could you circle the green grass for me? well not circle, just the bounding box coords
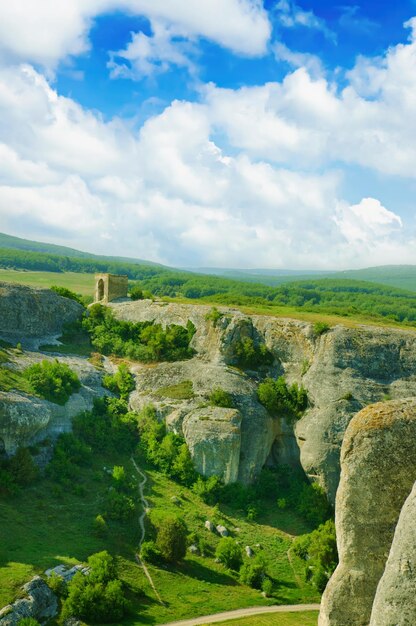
[0,447,319,625]
[2,268,416,332]
[0,269,95,296]
[154,380,195,400]
[0,349,32,394]
[206,612,319,625]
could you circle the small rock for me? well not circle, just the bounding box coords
[245,546,253,558]
[204,520,215,532]
[216,525,229,537]
[171,496,181,505]
[188,544,199,554]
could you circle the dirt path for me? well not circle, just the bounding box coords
[131,457,165,606]
[158,603,321,626]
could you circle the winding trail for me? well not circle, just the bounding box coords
[158,604,321,626]
[131,457,165,606]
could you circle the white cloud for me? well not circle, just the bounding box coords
[273,42,323,75]
[275,0,336,42]
[108,20,197,80]
[0,0,270,71]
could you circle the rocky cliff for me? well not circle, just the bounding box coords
[0,352,107,454]
[319,399,416,626]
[113,299,416,499]
[369,480,416,626]
[0,281,83,346]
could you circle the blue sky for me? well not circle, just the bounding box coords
[0,0,415,269]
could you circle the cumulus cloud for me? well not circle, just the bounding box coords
[0,0,270,71]
[0,61,408,269]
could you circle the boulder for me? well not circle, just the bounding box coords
[319,399,416,626]
[216,525,229,537]
[369,480,416,626]
[0,576,57,625]
[204,520,215,532]
[0,282,83,345]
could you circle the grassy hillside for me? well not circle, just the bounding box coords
[0,231,162,266]
[211,613,319,626]
[333,265,416,293]
[0,447,319,624]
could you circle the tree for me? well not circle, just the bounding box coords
[8,447,38,486]
[239,556,266,589]
[156,516,188,563]
[215,537,243,571]
[24,359,81,404]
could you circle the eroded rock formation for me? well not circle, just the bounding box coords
[0,281,83,345]
[113,299,416,497]
[369,480,416,626]
[319,399,416,626]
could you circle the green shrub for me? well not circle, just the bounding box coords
[8,447,38,486]
[61,551,129,623]
[239,556,266,589]
[140,540,162,564]
[102,364,135,399]
[105,490,135,521]
[93,514,108,538]
[293,519,338,592]
[313,322,330,336]
[24,359,81,404]
[215,537,243,571]
[257,376,307,421]
[50,285,83,305]
[47,571,67,596]
[83,305,196,362]
[234,337,273,369]
[296,482,332,526]
[262,576,273,596]
[17,619,41,626]
[205,307,223,326]
[246,505,259,521]
[192,475,222,505]
[155,516,188,563]
[209,388,234,408]
[129,285,144,300]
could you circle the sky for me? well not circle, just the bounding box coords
[0,1,416,269]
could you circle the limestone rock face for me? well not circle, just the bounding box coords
[128,357,276,484]
[0,282,83,344]
[0,576,57,625]
[182,406,242,483]
[369,481,416,626]
[319,399,416,626]
[0,353,106,453]
[114,300,416,499]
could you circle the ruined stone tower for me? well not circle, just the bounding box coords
[94,273,128,303]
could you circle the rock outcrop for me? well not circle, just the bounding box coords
[0,282,83,345]
[0,576,57,625]
[369,480,416,626]
[0,353,107,454]
[319,399,416,626]
[113,300,416,498]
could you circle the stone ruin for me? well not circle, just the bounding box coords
[94,273,128,304]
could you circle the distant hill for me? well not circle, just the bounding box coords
[188,267,333,286]
[331,266,416,293]
[0,232,163,267]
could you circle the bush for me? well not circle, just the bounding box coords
[296,482,332,527]
[130,285,144,300]
[205,307,223,326]
[47,572,66,596]
[103,364,135,400]
[17,619,41,626]
[239,557,266,589]
[93,514,108,538]
[61,551,129,623]
[257,376,308,421]
[293,519,338,592]
[8,448,38,486]
[313,322,330,336]
[24,359,81,404]
[192,475,222,505]
[155,516,188,563]
[216,537,243,571]
[209,388,234,408]
[262,576,273,596]
[234,337,273,369]
[50,285,83,305]
[140,540,162,564]
[105,490,135,521]
[46,433,92,484]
